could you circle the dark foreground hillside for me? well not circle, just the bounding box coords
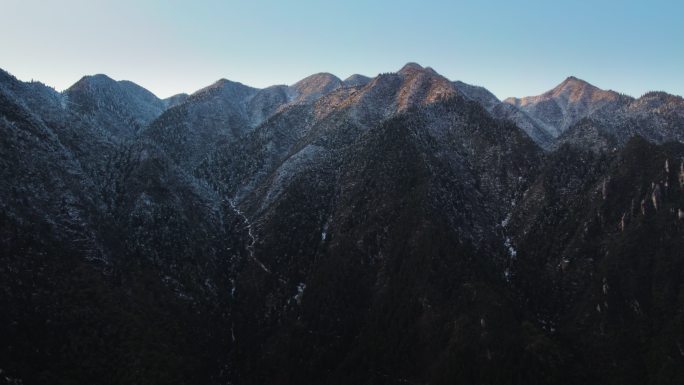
[1,65,683,385]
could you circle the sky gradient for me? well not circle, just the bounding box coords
[2,0,683,99]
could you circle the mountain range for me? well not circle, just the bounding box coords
[1,63,683,385]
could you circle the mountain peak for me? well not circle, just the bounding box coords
[639,90,682,101]
[397,62,440,78]
[291,72,342,103]
[399,62,424,72]
[397,62,439,76]
[504,76,626,138]
[550,76,623,105]
[293,72,341,88]
[192,78,256,99]
[88,73,115,81]
[0,68,19,85]
[67,74,164,102]
[631,91,684,111]
[555,75,595,91]
[343,74,371,87]
[208,78,248,89]
[68,74,117,92]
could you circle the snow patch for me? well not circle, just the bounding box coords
[228,198,271,274]
[602,277,609,295]
[500,213,511,228]
[504,237,517,258]
[294,282,306,305]
[321,218,330,241]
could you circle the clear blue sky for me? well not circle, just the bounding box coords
[2,0,682,99]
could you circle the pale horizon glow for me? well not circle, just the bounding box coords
[2,0,682,100]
